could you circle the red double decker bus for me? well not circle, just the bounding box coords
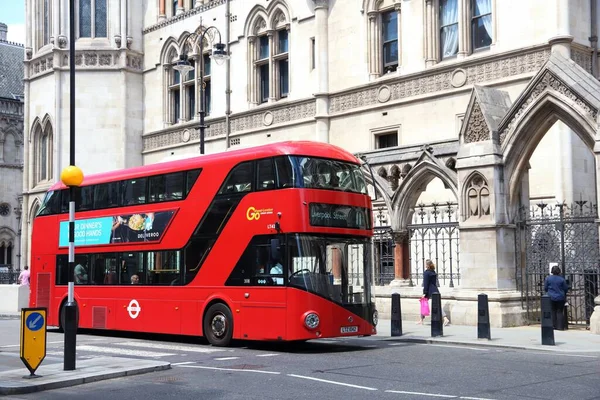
[29,141,377,346]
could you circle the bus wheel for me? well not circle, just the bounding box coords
[203,303,233,347]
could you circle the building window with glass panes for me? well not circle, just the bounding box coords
[471,0,492,51]
[79,0,107,38]
[382,10,398,73]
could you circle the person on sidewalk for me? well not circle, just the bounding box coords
[418,260,450,326]
[18,266,30,286]
[544,265,569,330]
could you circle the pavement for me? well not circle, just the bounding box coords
[374,318,600,353]
[0,313,599,395]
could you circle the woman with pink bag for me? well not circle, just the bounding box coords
[417,259,450,326]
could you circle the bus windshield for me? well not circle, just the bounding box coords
[291,156,367,194]
[287,234,373,309]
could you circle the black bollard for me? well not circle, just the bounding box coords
[541,295,555,346]
[391,292,403,336]
[477,293,491,340]
[431,293,443,337]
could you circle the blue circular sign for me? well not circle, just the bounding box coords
[25,312,44,332]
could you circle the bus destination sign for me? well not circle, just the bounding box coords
[309,203,371,230]
[59,210,175,247]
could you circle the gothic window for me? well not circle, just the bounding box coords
[471,0,492,50]
[172,0,178,16]
[169,67,181,124]
[79,0,107,38]
[440,0,458,59]
[0,242,14,266]
[33,119,53,185]
[36,0,51,50]
[246,3,291,105]
[382,10,398,73]
[466,173,490,218]
[366,2,401,78]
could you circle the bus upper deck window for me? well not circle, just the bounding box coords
[275,156,294,188]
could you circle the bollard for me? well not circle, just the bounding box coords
[431,293,443,337]
[391,292,403,337]
[541,295,555,346]
[477,293,491,340]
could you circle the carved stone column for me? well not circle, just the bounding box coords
[367,12,381,79]
[314,0,330,143]
[25,0,32,58]
[52,0,60,47]
[267,30,276,103]
[0,139,5,162]
[247,36,258,105]
[457,0,468,58]
[159,0,166,22]
[395,2,402,68]
[424,0,437,66]
[390,231,411,286]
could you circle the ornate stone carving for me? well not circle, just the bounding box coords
[143,0,226,34]
[114,35,122,48]
[572,47,592,73]
[57,36,68,48]
[126,36,133,49]
[85,53,98,66]
[144,100,317,151]
[451,68,467,88]
[127,56,143,70]
[75,54,83,66]
[465,173,490,218]
[263,111,274,126]
[313,0,329,7]
[499,72,599,144]
[181,129,191,142]
[99,54,112,66]
[463,101,490,143]
[377,86,391,103]
[25,47,32,60]
[330,48,551,114]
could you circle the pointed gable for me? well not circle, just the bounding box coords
[460,85,512,144]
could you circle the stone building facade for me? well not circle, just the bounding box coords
[0,23,24,273]
[22,0,600,327]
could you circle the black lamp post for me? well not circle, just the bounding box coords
[172,26,229,155]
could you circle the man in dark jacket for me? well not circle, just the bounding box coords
[544,265,569,330]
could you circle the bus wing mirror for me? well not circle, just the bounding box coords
[270,239,281,261]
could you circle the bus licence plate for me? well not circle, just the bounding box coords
[340,326,358,333]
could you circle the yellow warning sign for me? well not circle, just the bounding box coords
[20,308,47,375]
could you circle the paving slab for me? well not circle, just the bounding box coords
[0,356,171,395]
[375,319,600,353]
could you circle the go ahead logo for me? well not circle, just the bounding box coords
[246,206,274,221]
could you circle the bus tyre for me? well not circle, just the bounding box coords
[203,303,233,347]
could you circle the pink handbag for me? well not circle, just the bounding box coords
[420,297,430,316]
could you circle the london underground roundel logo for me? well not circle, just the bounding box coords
[127,299,141,319]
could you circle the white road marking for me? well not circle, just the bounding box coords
[171,361,195,366]
[175,365,280,375]
[0,338,106,348]
[214,357,240,361]
[288,374,378,391]
[429,344,489,352]
[256,353,279,357]
[76,345,175,358]
[460,396,497,400]
[386,390,456,398]
[116,341,230,354]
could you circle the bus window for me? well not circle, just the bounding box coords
[122,178,147,205]
[149,172,184,202]
[219,161,253,194]
[292,156,367,194]
[37,190,60,216]
[119,252,144,284]
[78,186,94,211]
[95,182,120,209]
[185,169,201,195]
[183,237,215,284]
[147,250,181,285]
[226,235,286,286]
[274,156,294,188]
[257,158,276,190]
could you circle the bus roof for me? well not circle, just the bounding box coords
[49,141,360,190]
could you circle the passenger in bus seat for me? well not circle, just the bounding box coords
[130,274,140,284]
[74,259,88,284]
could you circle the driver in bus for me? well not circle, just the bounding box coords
[270,262,284,285]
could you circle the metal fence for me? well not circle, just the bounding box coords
[0,265,21,284]
[373,227,395,285]
[515,202,600,327]
[408,202,460,287]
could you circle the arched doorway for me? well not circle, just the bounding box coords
[501,55,600,327]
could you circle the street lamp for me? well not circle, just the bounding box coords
[172,25,229,155]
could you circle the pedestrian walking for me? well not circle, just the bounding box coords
[418,260,450,326]
[18,266,30,286]
[544,265,569,330]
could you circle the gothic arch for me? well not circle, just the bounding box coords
[361,165,394,214]
[244,0,291,37]
[0,226,17,243]
[502,88,599,219]
[29,114,53,142]
[361,0,384,13]
[159,37,180,66]
[28,198,41,224]
[391,154,458,231]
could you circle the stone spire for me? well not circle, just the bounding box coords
[0,23,7,42]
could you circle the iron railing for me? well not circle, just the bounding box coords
[373,227,395,285]
[0,265,21,284]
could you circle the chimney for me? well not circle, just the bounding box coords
[0,23,7,42]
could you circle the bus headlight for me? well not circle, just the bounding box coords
[304,312,320,329]
[373,310,379,326]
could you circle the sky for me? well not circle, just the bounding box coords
[2,0,26,44]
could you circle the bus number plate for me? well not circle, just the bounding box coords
[340,326,358,333]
